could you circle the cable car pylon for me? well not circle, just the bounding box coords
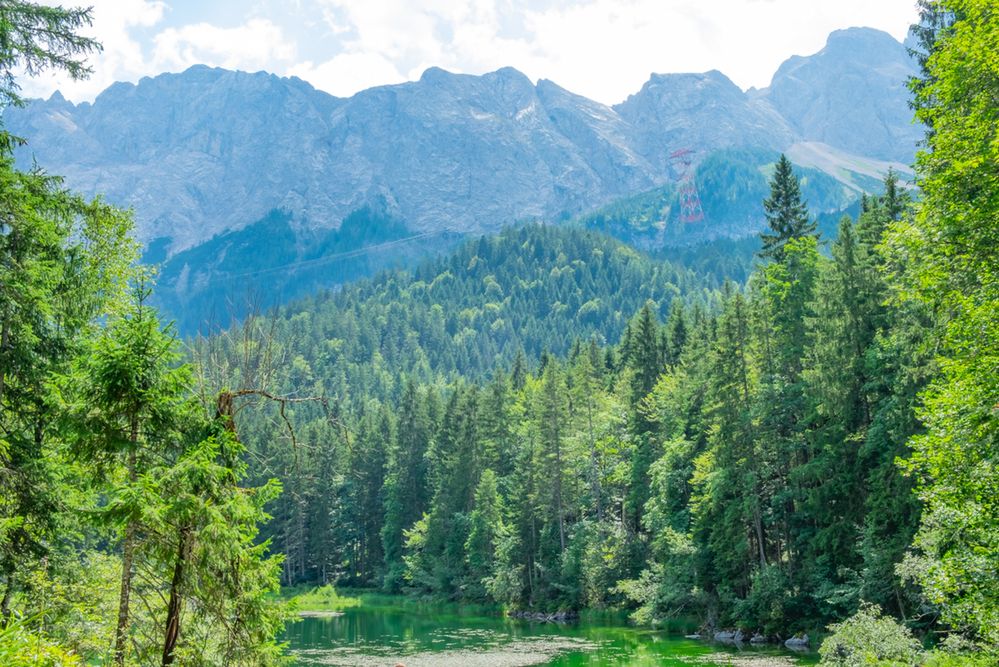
[668,148,705,224]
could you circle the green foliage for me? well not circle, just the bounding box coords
[152,205,444,335]
[760,155,818,260]
[819,603,922,666]
[0,150,286,666]
[55,296,290,665]
[0,139,137,596]
[287,585,361,611]
[18,554,119,658]
[464,470,504,600]
[0,6,298,664]
[890,0,999,649]
[577,147,857,261]
[0,1,100,108]
[485,522,525,606]
[0,616,82,666]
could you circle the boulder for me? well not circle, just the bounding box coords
[713,630,744,643]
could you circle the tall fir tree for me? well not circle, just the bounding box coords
[759,155,817,261]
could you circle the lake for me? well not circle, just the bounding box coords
[284,603,818,666]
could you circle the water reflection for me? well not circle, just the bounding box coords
[284,605,817,667]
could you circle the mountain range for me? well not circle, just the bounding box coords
[5,27,918,256]
[1,27,922,333]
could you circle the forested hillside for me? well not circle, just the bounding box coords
[148,205,463,334]
[232,170,922,637]
[203,224,715,408]
[151,147,869,336]
[577,146,865,250]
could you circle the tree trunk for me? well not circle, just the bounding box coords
[554,435,565,553]
[114,422,139,667]
[162,525,192,666]
[894,584,908,622]
[0,574,13,626]
[0,233,15,407]
[0,314,9,405]
[753,501,767,567]
[586,397,603,522]
[114,512,137,665]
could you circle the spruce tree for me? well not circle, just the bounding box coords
[0,144,135,622]
[0,1,100,108]
[464,470,504,601]
[624,303,663,534]
[759,155,816,261]
[381,381,431,591]
[70,288,191,665]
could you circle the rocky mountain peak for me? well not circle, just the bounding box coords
[614,69,794,169]
[762,26,919,162]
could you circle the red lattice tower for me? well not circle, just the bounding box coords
[668,148,705,223]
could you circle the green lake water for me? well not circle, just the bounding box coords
[284,604,818,666]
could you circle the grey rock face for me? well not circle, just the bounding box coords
[759,27,921,163]
[2,27,920,252]
[614,70,795,172]
[8,66,344,251]
[325,66,660,238]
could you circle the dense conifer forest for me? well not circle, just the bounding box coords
[239,170,920,632]
[0,0,996,665]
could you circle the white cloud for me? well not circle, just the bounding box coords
[152,18,297,72]
[297,0,918,104]
[16,0,921,105]
[287,52,405,97]
[18,0,166,101]
[304,0,539,92]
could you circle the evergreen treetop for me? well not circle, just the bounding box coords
[759,154,817,261]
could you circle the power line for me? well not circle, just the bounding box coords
[203,229,458,283]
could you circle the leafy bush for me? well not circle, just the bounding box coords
[736,564,791,636]
[819,603,922,666]
[288,585,361,611]
[0,618,82,667]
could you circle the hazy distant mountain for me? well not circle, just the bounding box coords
[3,27,919,257]
[758,27,920,163]
[614,70,795,172]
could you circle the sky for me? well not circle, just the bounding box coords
[21,0,920,106]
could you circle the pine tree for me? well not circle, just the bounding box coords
[381,381,431,591]
[153,428,285,666]
[691,288,760,620]
[538,361,569,555]
[759,155,816,261]
[348,405,390,583]
[624,303,663,534]
[407,386,481,596]
[68,287,190,666]
[0,144,135,622]
[464,469,504,601]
